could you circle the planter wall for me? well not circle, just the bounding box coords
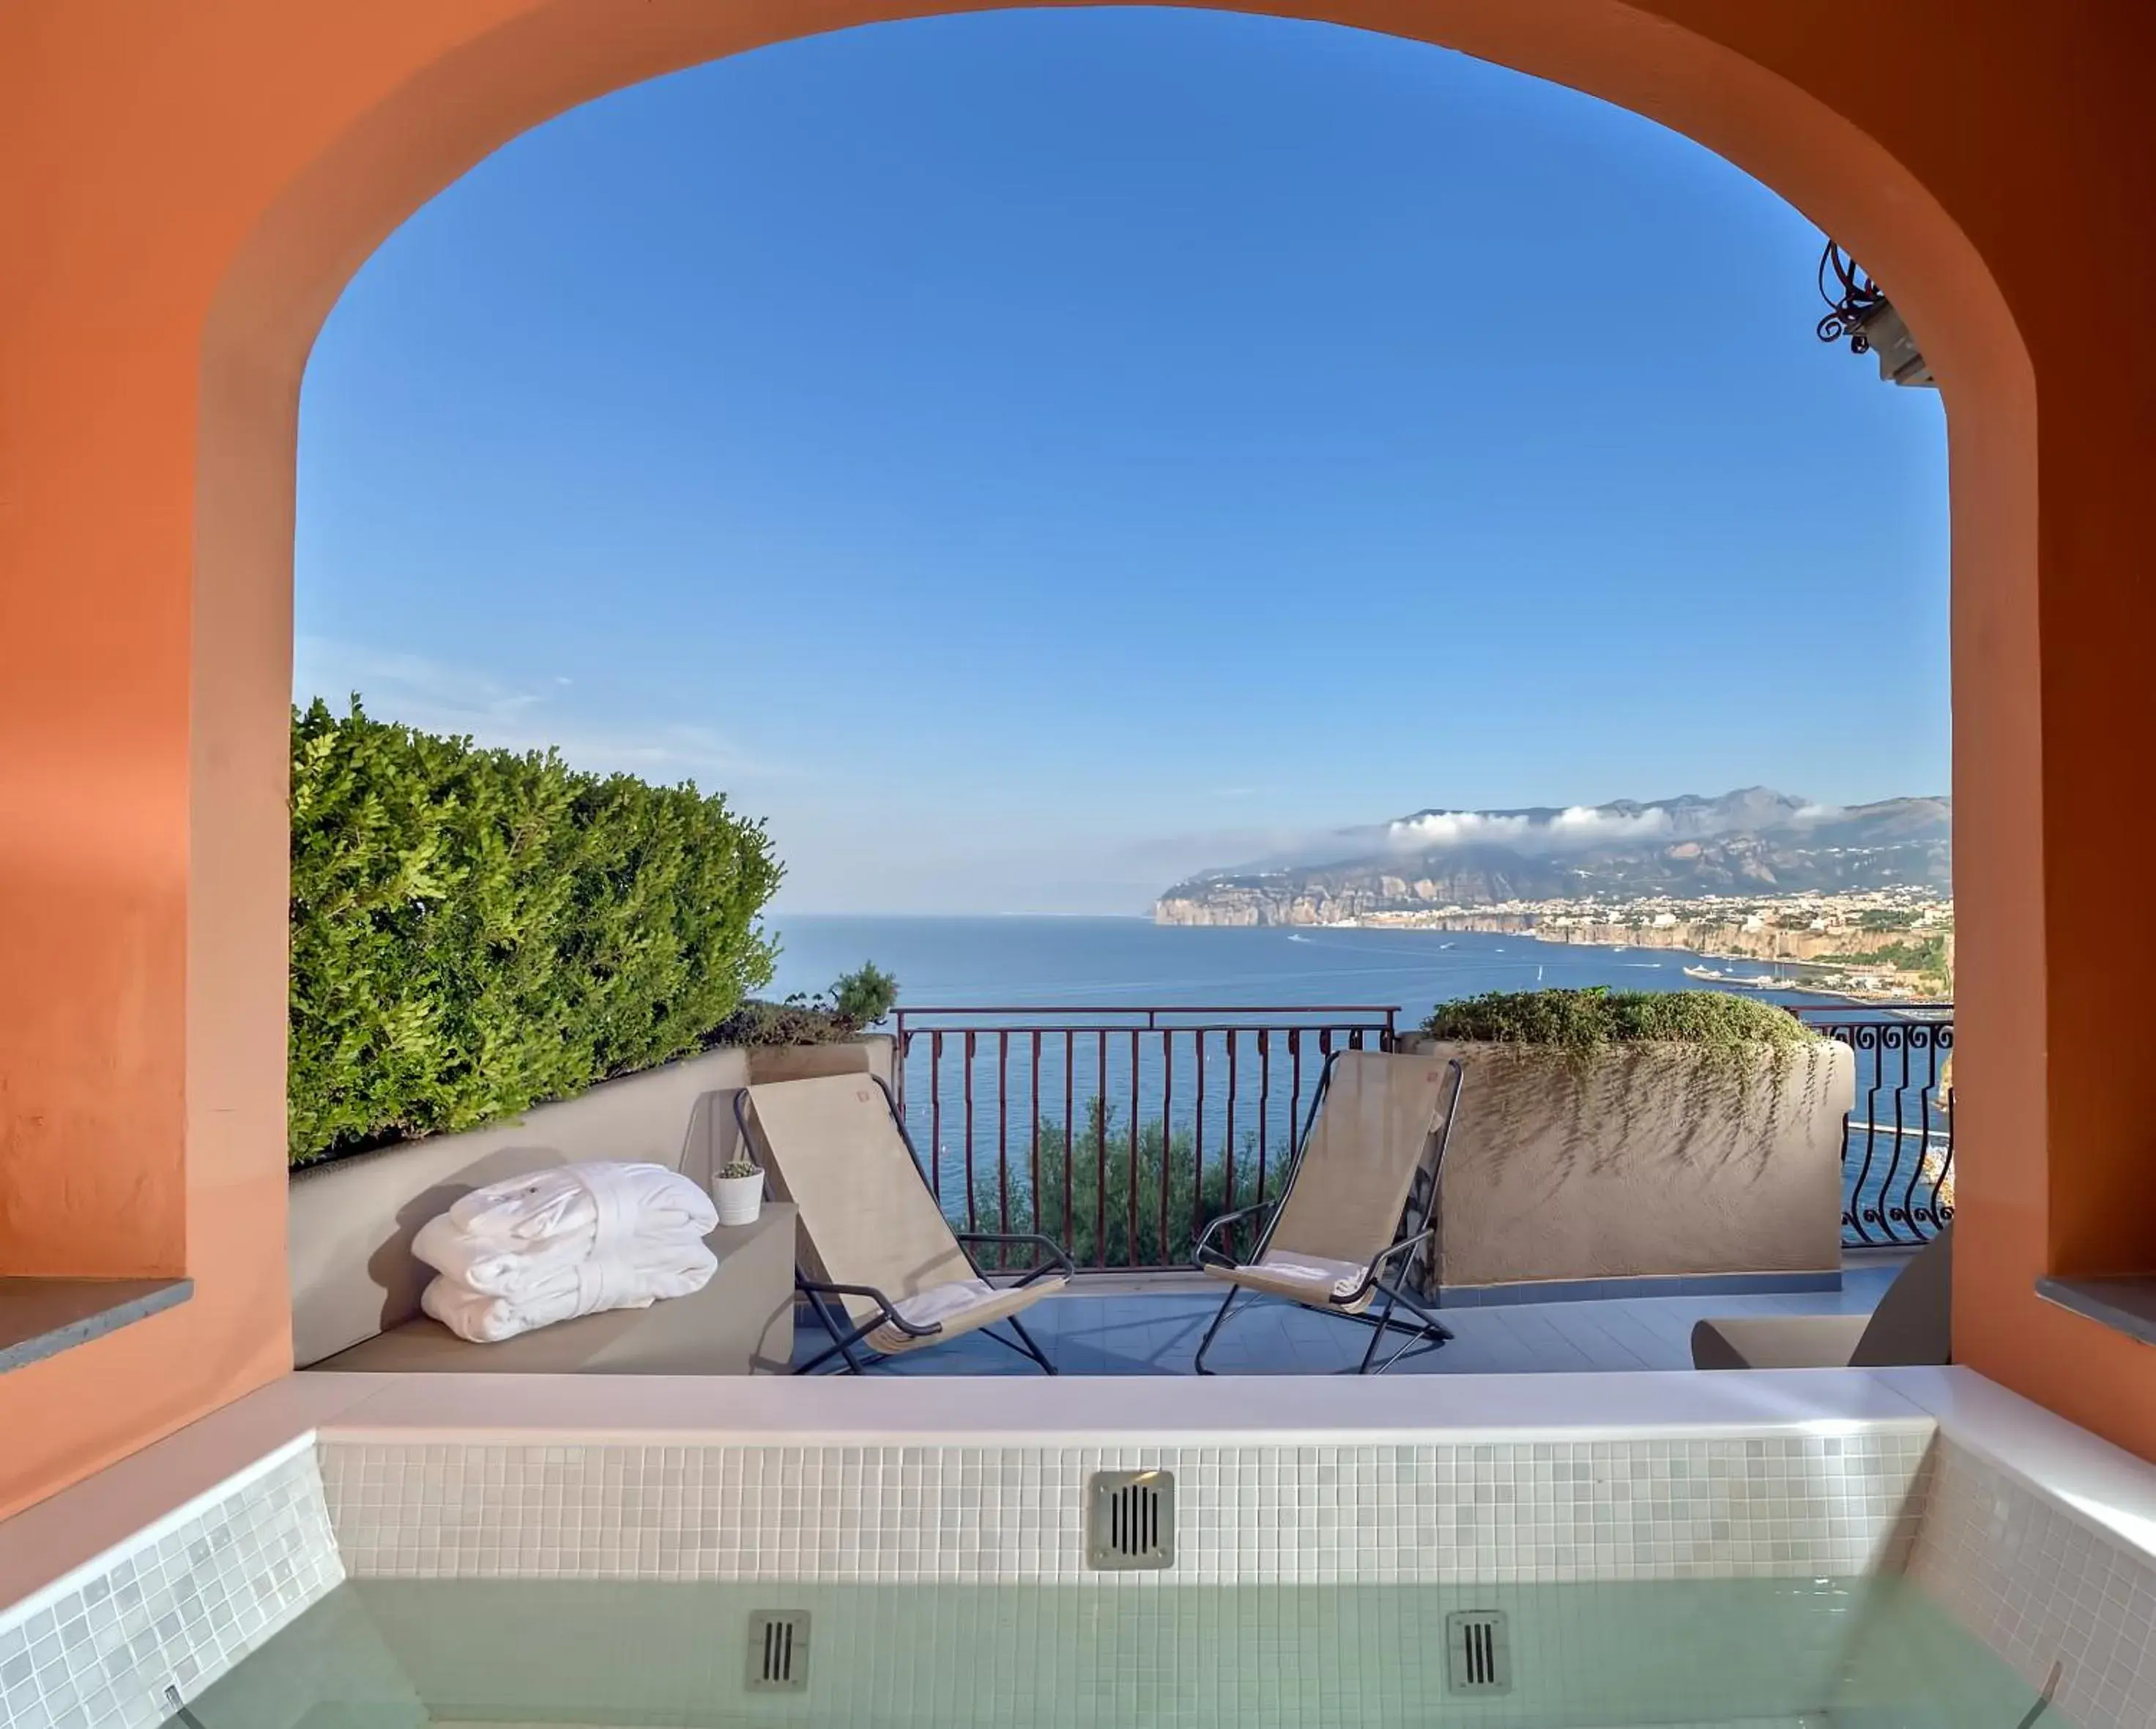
[286,1035,893,1367]
[1402,1035,1855,1294]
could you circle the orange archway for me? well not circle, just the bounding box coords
[4,0,2150,1516]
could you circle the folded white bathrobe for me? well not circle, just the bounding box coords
[444,1160,716,1246]
[421,1239,720,1343]
[412,1213,595,1296]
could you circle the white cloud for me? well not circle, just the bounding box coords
[1384,811,1536,849]
[1385,803,1674,855]
[1550,804,1674,843]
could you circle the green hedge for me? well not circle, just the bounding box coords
[289,699,781,1165]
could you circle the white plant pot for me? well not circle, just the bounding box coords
[713,1171,764,1227]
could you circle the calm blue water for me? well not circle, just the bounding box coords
[765,913,1848,1021]
[765,915,1951,1257]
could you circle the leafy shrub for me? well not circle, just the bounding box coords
[954,1102,1270,1271]
[289,699,781,1164]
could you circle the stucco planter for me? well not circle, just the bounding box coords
[744,1036,893,1087]
[1401,1033,1856,1295]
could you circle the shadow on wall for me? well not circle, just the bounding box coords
[1408,1038,1856,1290]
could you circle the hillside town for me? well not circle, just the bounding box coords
[1337,885,1955,1000]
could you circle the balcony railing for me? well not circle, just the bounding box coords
[891,1001,1952,1272]
[1793,1005,1954,1249]
[891,1005,1397,1271]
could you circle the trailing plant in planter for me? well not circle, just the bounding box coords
[705,999,860,1048]
[1421,987,1833,1167]
[706,961,900,1048]
[1424,986,1818,1086]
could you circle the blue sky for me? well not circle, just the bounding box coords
[295,7,1949,915]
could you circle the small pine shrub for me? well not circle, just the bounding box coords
[830,962,900,1027]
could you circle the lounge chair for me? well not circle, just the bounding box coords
[733,1073,1073,1375]
[1690,1223,1952,1369]
[1191,1050,1468,1375]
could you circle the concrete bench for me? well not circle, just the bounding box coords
[310,1204,796,1375]
[288,1039,889,1375]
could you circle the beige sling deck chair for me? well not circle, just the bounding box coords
[734,1074,1073,1375]
[1192,1049,1467,1375]
[1692,1222,1952,1369]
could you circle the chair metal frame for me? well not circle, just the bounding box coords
[1190,1054,1466,1376]
[733,1077,1074,1376]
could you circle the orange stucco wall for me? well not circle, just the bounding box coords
[0,0,2151,1517]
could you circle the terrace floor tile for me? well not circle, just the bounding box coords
[792,1263,1904,1376]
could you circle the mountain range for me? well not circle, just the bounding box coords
[1153,788,1951,926]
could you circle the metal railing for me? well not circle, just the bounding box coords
[1794,1005,1954,1248]
[891,1005,1398,1271]
[888,1000,1955,1270]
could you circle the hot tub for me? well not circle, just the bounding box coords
[1,1372,2146,1728]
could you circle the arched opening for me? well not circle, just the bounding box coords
[288,10,1957,1298]
[16,0,2120,1515]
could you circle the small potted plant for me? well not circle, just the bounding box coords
[713,1158,764,1227]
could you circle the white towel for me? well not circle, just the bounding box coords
[888,1278,1000,1331]
[443,1161,716,1249]
[1253,1250,1371,1301]
[420,1240,720,1344]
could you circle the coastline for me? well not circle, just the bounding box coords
[765,911,1952,1020]
[1164,910,1953,1007]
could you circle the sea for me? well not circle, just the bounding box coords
[765,915,1950,1251]
[764,912,1853,1021]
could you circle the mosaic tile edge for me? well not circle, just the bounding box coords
[320,1432,1934,1587]
[1902,1435,2156,1729]
[0,1443,344,1729]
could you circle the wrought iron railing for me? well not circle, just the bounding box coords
[891,1006,1398,1271]
[1794,1006,1955,1249]
[888,1001,1953,1271]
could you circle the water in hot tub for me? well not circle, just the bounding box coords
[166,1572,2053,1728]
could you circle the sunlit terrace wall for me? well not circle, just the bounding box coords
[1,0,2149,1512]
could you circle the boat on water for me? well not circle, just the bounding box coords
[1682,964,1786,990]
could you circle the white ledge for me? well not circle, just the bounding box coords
[305,1367,1935,1446]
